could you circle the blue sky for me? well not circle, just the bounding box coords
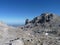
[0,0,60,24]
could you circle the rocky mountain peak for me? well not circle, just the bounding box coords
[25,13,54,24]
[25,13,56,28]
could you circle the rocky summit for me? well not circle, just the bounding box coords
[0,13,60,45]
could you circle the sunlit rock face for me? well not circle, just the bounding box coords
[12,39,24,45]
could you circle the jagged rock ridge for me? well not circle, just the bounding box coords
[25,13,60,28]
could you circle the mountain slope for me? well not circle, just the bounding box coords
[0,13,60,45]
